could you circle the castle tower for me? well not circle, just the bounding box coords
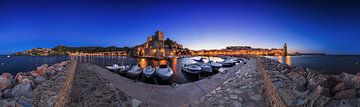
[283,43,288,56]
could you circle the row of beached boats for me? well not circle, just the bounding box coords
[105,57,244,81]
[106,64,174,80]
[181,57,243,74]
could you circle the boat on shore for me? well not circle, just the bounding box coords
[156,65,174,80]
[105,64,121,72]
[118,65,130,74]
[143,66,155,78]
[182,64,202,74]
[209,61,223,69]
[221,59,236,67]
[127,65,143,78]
[197,63,213,73]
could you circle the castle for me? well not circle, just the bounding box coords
[133,31,183,58]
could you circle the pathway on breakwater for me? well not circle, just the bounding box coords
[80,61,246,106]
[67,63,138,107]
[198,58,270,107]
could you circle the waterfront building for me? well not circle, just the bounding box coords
[191,44,288,56]
[133,31,184,59]
[69,51,128,56]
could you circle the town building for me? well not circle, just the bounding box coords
[133,31,183,59]
[191,44,288,56]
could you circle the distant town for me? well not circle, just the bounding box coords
[15,31,325,57]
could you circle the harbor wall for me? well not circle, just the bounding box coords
[54,61,77,107]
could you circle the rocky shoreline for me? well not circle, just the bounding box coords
[0,61,72,106]
[257,57,360,107]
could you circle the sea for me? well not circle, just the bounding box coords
[266,55,360,74]
[1,55,360,84]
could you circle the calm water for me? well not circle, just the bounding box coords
[0,55,69,74]
[266,55,360,74]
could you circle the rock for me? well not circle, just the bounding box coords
[287,72,307,89]
[2,100,16,107]
[314,86,330,97]
[307,74,328,91]
[333,89,357,100]
[231,101,242,107]
[3,89,13,98]
[45,69,56,77]
[20,78,36,88]
[351,72,360,89]
[332,82,346,93]
[34,76,48,84]
[131,99,142,107]
[230,95,238,100]
[325,98,360,107]
[11,83,34,98]
[249,94,262,101]
[0,76,12,91]
[59,61,70,66]
[15,97,34,107]
[0,91,2,99]
[293,67,308,77]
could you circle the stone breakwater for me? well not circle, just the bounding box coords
[67,63,142,107]
[257,57,360,107]
[0,61,74,107]
[198,58,270,107]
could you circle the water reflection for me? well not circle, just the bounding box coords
[276,56,291,65]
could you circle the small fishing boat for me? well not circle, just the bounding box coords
[193,57,205,63]
[197,63,213,73]
[105,64,121,72]
[6,55,10,58]
[127,65,143,78]
[143,66,155,78]
[182,64,202,74]
[221,59,236,67]
[209,61,223,69]
[118,65,130,74]
[156,65,174,80]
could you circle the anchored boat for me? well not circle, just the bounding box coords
[127,65,143,78]
[143,66,155,78]
[156,65,174,80]
[105,64,121,72]
[182,64,202,74]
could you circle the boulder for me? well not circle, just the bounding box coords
[11,83,33,98]
[15,73,34,83]
[333,89,357,100]
[15,97,34,107]
[0,90,2,98]
[34,76,48,84]
[293,67,308,77]
[0,76,12,91]
[307,75,328,91]
[20,78,36,89]
[314,86,330,97]
[332,82,346,94]
[53,64,65,72]
[287,72,307,87]
[59,61,70,66]
[351,72,360,89]
[1,73,14,79]
[325,98,360,107]
[3,89,13,99]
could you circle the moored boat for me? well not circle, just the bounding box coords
[209,61,223,69]
[118,65,130,74]
[156,65,174,80]
[197,63,213,73]
[221,59,236,67]
[127,65,143,78]
[182,64,202,74]
[105,64,121,72]
[143,66,155,78]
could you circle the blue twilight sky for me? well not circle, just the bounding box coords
[0,0,360,55]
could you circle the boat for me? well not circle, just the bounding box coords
[193,57,205,63]
[6,55,10,58]
[143,66,155,78]
[118,65,130,74]
[197,63,213,73]
[156,65,174,80]
[105,64,121,72]
[182,64,202,74]
[127,65,143,78]
[208,61,223,69]
[221,59,236,67]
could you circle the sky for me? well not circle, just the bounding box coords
[0,0,360,55]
